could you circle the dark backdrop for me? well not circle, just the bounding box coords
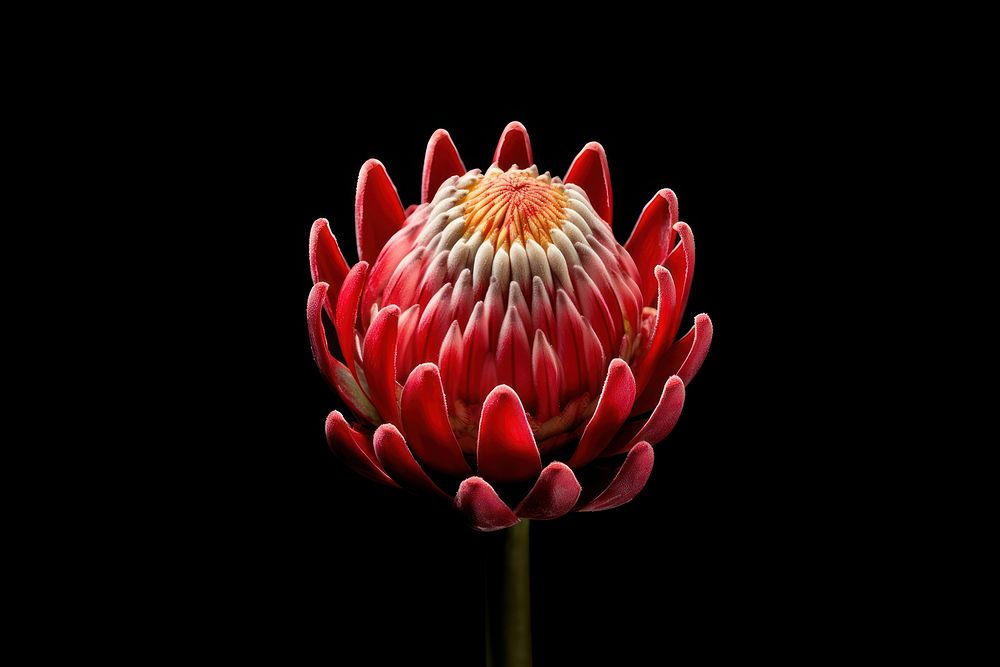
[205,91,812,664]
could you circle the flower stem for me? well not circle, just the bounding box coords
[486,519,532,667]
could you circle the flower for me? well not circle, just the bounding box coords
[307,122,712,531]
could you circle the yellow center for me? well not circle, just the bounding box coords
[460,169,568,250]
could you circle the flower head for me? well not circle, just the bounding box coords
[308,122,712,530]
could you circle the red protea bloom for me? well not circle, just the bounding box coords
[307,122,712,531]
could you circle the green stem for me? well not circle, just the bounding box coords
[486,520,532,667]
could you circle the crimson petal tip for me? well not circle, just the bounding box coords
[455,476,520,532]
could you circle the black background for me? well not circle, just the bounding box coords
[202,89,820,663]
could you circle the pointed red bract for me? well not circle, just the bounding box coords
[374,424,449,499]
[355,159,406,264]
[422,129,465,203]
[325,411,396,487]
[309,218,350,306]
[362,305,402,427]
[335,262,368,374]
[578,442,654,512]
[477,385,542,484]
[401,363,471,478]
[569,359,636,468]
[664,222,696,341]
[661,313,713,385]
[625,189,677,306]
[493,121,533,170]
[566,141,613,224]
[455,477,520,532]
[515,462,582,520]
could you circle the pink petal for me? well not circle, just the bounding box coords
[355,159,406,264]
[633,265,678,398]
[454,477,520,532]
[515,462,582,520]
[309,218,350,306]
[335,262,369,375]
[624,376,685,453]
[307,282,380,423]
[325,411,397,487]
[421,129,466,203]
[578,442,654,512]
[362,305,402,427]
[493,121,533,170]
[661,313,714,385]
[361,223,422,321]
[438,321,464,404]
[307,281,339,380]
[496,298,535,411]
[373,424,449,499]
[401,363,471,478]
[624,189,678,306]
[415,282,454,365]
[565,141,613,225]
[463,301,496,402]
[568,359,636,468]
[476,385,542,484]
[664,222,696,341]
[531,330,560,421]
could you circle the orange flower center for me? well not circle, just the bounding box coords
[460,168,569,250]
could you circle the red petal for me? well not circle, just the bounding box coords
[569,359,636,468]
[355,159,406,264]
[373,424,449,499]
[515,462,582,520]
[611,376,685,456]
[401,363,471,478]
[438,321,464,404]
[307,282,339,381]
[578,442,654,512]
[633,313,711,415]
[362,305,402,427]
[633,265,678,399]
[532,330,560,421]
[662,313,713,385]
[309,218,351,305]
[454,477,520,532]
[476,385,542,484]
[565,141,613,224]
[307,282,380,423]
[421,129,466,203]
[335,262,369,374]
[493,121,533,170]
[664,222,696,341]
[624,190,678,306]
[325,411,397,486]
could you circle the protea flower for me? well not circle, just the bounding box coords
[307,122,712,531]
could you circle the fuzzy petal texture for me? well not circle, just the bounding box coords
[566,141,613,224]
[477,385,542,484]
[309,218,351,305]
[578,442,654,512]
[569,359,636,468]
[355,159,406,264]
[455,477,520,532]
[362,305,402,427]
[401,363,471,478]
[325,411,396,487]
[374,424,449,499]
[422,129,466,203]
[335,262,368,374]
[493,121,533,170]
[624,189,677,306]
[606,376,685,457]
[515,462,582,520]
